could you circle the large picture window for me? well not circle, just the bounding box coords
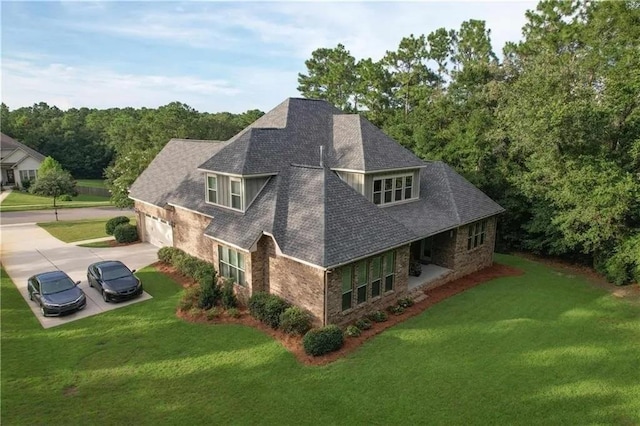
[19,169,37,182]
[467,220,487,250]
[371,256,382,298]
[207,175,217,204]
[218,245,245,285]
[372,174,415,206]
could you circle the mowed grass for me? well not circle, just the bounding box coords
[0,191,111,212]
[37,217,135,243]
[75,179,106,188]
[1,255,639,425]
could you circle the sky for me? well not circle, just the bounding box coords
[1,1,537,114]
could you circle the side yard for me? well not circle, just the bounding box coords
[0,191,111,212]
[1,255,638,424]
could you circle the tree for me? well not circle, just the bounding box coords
[30,168,76,221]
[297,44,357,111]
[38,156,64,176]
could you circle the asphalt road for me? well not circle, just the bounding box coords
[0,206,134,225]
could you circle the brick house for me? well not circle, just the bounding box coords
[129,98,504,326]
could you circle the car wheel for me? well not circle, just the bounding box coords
[28,291,33,301]
[102,290,109,303]
[40,304,47,317]
[88,276,92,288]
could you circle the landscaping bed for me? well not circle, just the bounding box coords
[158,261,523,365]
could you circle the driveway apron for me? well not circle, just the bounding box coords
[1,223,159,328]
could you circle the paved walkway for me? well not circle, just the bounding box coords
[0,222,158,328]
[70,236,116,246]
[0,189,13,203]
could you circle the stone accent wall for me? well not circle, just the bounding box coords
[431,229,457,269]
[326,245,410,327]
[451,216,497,279]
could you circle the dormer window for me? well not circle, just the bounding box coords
[230,178,243,210]
[207,175,218,203]
[372,173,415,205]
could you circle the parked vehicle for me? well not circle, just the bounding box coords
[87,260,143,303]
[27,271,86,317]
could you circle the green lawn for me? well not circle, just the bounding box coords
[77,240,113,248]
[75,179,106,188]
[37,217,135,243]
[0,191,111,212]
[1,255,639,425]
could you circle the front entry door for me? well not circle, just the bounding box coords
[6,169,15,184]
[421,237,433,263]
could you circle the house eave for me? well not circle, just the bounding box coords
[331,165,427,175]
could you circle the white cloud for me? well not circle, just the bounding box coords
[0,58,246,112]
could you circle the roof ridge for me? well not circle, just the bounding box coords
[169,138,224,144]
[356,115,366,171]
[440,162,461,223]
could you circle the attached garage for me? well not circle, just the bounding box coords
[143,214,173,248]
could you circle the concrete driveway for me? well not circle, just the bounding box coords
[1,223,159,328]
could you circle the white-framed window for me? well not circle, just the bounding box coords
[207,174,217,204]
[19,169,37,182]
[230,178,243,210]
[467,220,487,250]
[372,174,414,206]
[218,245,245,286]
[370,256,382,298]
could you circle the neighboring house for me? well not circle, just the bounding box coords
[0,133,45,188]
[130,98,504,326]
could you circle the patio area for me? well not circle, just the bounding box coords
[408,263,453,291]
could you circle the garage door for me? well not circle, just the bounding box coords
[144,215,173,248]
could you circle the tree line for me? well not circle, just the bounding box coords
[1,102,263,206]
[298,0,639,284]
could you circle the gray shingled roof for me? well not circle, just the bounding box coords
[129,139,227,208]
[130,98,505,269]
[0,132,46,162]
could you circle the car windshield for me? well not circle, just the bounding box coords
[41,276,76,295]
[101,265,131,281]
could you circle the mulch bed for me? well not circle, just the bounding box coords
[156,262,522,366]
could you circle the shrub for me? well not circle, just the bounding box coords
[106,216,130,235]
[263,295,290,329]
[397,297,414,308]
[279,306,312,336]
[368,310,388,323]
[355,318,372,330]
[113,223,138,243]
[21,178,33,191]
[194,261,216,285]
[198,278,221,310]
[178,286,201,311]
[226,307,240,318]
[303,325,344,356]
[206,307,221,320]
[157,247,178,264]
[175,254,200,278]
[387,304,405,315]
[345,325,361,337]
[188,306,202,318]
[221,279,238,309]
[248,292,270,320]
[58,194,72,201]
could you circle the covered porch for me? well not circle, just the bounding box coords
[407,234,454,291]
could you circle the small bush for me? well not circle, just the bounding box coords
[175,254,200,278]
[221,279,238,309]
[368,310,388,323]
[398,297,414,308]
[58,194,72,201]
[106,216,130,235]
[194,261,216,285]
[226,307,240,318]
[279,306,312,335]
[248,292,270,320]
[303,325,344,356]
[188,306,202,318]
[263,295,290,329]
[387,304,405,315]
[345,325,361,337]
[198,278,221,310]
[178,286,201,311]
[113,223,138,243]
[157,246,178,264]
[21,178,33,191]
[355,318,372,330]
[206,307,221,320]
